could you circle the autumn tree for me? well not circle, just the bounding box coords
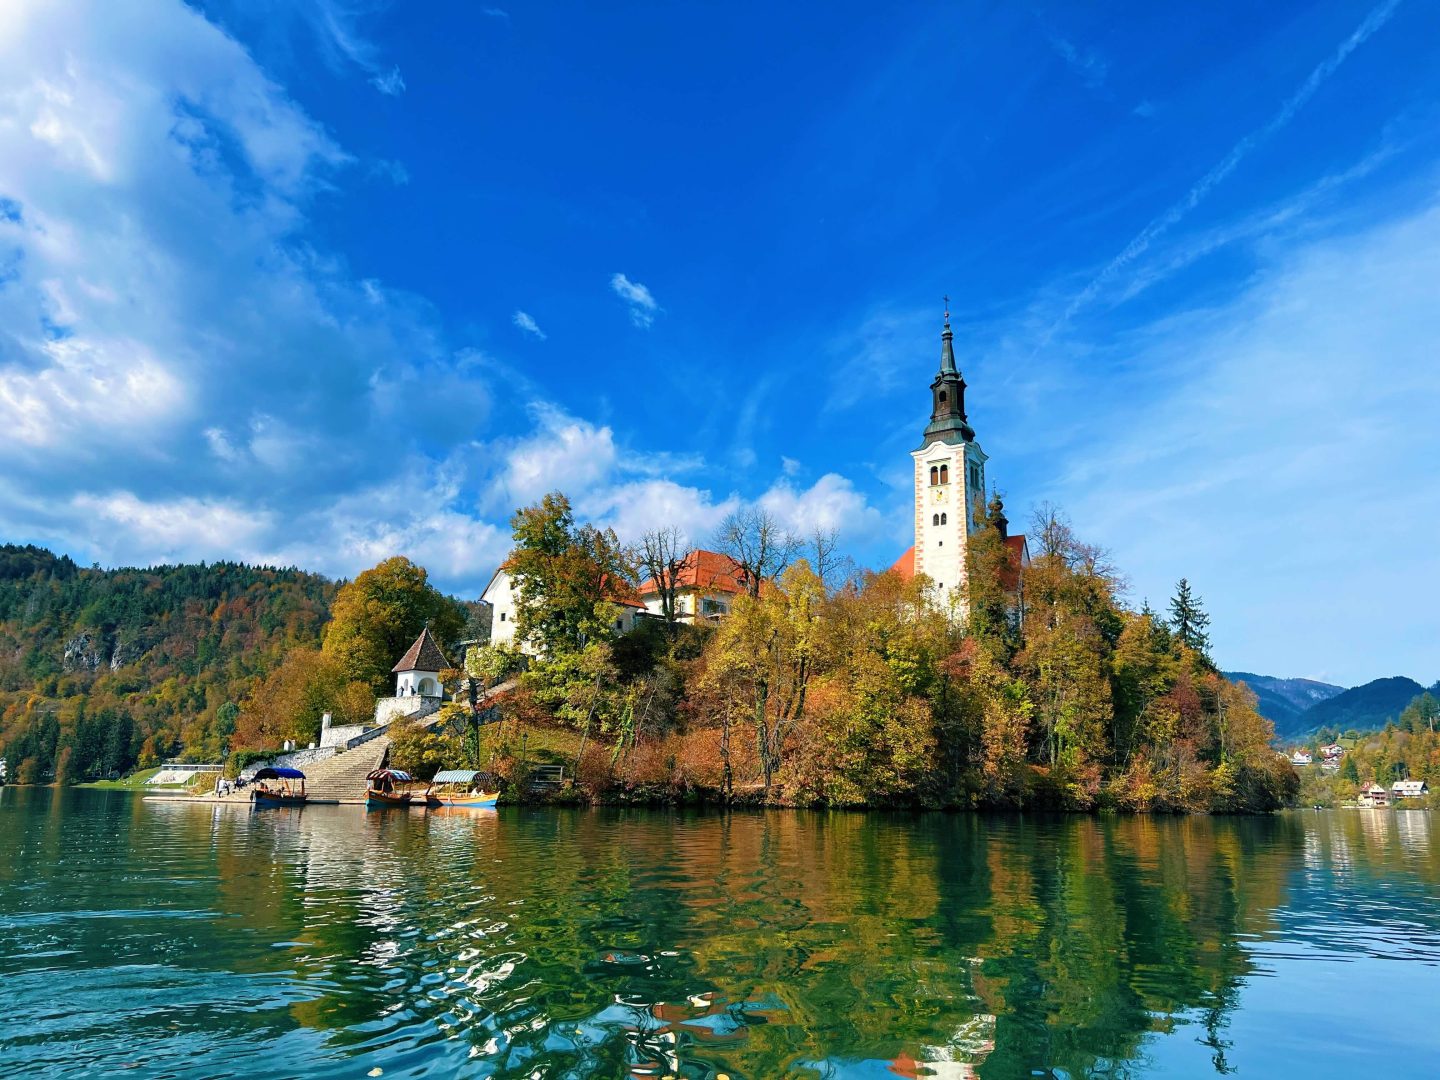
[704,561,825,798]
[322,556,465,693]
[714,507,801,599]
[235,649,373,749]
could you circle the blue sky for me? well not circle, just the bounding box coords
[1,1,1437,686]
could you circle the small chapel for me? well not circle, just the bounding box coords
[888,306,1029,609]
[373,626,453,725]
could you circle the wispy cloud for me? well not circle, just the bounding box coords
[369,64,405,96]
[1041,20,1107,91]
[512,310,546,340]
[1034,197,1440,683]
[369,157,409,185]
[1050,0,1403,337]
[482,7,510,19]
[610,272,660,328]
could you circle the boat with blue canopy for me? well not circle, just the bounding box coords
[252,766,306,807]
[427,769,499,808]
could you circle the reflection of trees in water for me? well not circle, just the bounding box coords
[139,804,1349,1077]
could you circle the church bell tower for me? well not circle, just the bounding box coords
[909,303,987,610]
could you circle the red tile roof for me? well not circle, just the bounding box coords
[884,536,1029,589]
[889,547,916,581]
[636,549,749,598]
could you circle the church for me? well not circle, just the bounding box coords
[481,305,1027,650]
[887,306,1029,608]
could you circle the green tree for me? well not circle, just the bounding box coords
[1168,578,1212,658]
[322,556,465,692]
[508,493,634,657]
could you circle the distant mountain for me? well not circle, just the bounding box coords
[1226,671,1432,741]
[1297,676,1429,738]
[1223,672,1344,735]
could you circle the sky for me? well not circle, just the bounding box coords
[1,1,1437,687]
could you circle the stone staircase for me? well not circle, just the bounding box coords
[302,736,391,803]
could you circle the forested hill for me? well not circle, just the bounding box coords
[1298,676,1430,736]
[0,544,337,783]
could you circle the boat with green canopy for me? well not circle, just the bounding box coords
[426,769,499,808]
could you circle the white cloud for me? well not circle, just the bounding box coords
[512,310,546,340]
[491,406,619,510]
[759,473,886,543]
[70,492,275,557]
[369,65,405,96]
[610,272,660,329]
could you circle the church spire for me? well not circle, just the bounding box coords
[919,299,973,447]
[940,296,958,375]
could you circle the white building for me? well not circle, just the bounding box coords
[889,308,1027,609]
[373,626,452,724]
[482,564,647,655]
[635,549,748,622]
[1392,779,1428,800]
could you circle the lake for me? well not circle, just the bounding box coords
[3,789,1439,1078]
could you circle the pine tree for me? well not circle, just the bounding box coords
[1168,578,1212,656]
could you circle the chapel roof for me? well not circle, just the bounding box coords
[392,626,452,673]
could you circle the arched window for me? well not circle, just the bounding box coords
[932,513,939,526]
[940,464,949,485]
[939,391,947,404]
[929,466,939,486]
[940,513,947,525]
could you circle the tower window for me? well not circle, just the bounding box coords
[929,465,939,486]
[932,513,939,526]
[939,464,949,485]
[939,391,947,404]
[940,513,947,525]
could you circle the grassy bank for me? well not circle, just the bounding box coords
[76,768,170,790]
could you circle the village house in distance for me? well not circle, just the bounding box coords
[482,306,1029,653]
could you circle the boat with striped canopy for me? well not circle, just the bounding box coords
[426,769,500,808]
[365,768,425,808]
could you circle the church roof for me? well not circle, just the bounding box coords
[636,549,749,597]
[885,535,1028,589]
[392,627,452,673]
[889,547,916,581]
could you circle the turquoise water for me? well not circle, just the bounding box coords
[3,788,1439,1078]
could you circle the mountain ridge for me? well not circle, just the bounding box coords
[1225,670,1433,740]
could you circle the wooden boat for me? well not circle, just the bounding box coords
[428,769,499,809]
[252,766,307,807]
[366,768,422,808]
